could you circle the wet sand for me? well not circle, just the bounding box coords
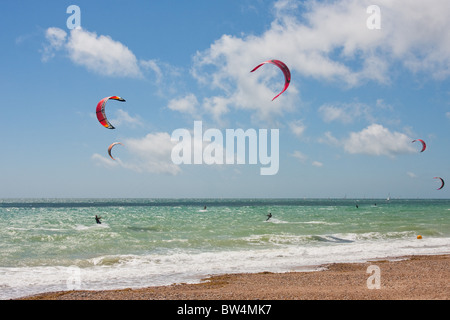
[19,254,449,300]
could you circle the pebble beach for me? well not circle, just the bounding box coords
[19,254,449,300]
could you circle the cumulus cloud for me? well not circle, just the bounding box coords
[289,120,306,138]
[42,0,450,123]
[140,59,163,82]
[66,28,142,78]
[91,153,120,168]
[42,27,183,85]
[319,102,373,124]
[92,132,180,175]
[110,109,144,128]
[42,27,67,61]
[43,27,142,78]
[42,0,450,132]
[191,34,298,122]
[291,150,308,163]
[167,94,199,115]
[328,123,416,157]
[189,0,450,122]
[122,132,181,175]
[202,96,231,124]
[292,150,323,167]
[312,161,323,167]
[407,171,417,178]
[297,0,450,79]
[140,59,184,97]
[318,131,340,146]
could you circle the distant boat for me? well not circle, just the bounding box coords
[386,193,391,202]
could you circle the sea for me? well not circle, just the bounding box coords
[0,198,449,300]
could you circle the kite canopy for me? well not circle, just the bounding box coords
[96,96,126,129]
[434,177,445,190]
[412,139,426,152]
[251,59,291,101]
[108,142,123,160]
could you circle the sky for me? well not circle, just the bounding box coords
[1,0,450,199]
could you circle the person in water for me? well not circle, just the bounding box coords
[266,213,272,221]
[95,215,102,224]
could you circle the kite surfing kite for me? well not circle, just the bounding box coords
[251,59,291,101]
[108,142,123,160]
[434,177,445,190]
[96,96,126,129]
[412,139,426,152]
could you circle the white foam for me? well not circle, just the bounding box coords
[265,218,288,224]
[2,236,449,300]
[74,224,109,231]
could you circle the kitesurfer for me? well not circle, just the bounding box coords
[266,213,272,221]
[95,215,102,224]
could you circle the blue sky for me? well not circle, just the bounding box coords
[1,0,449,198]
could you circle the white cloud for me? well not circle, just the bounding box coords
[140,59,163,82]
[46,27,67,49]
[343,124,416,157]
[312,161,323,167]
[110,109,144,128]
[318,102,373,124]
[320,124,416,157]
[319,104,352,124]
[93,132,180,175]
[191,33,298,122]
[407,171,417,178]
[289,120,306,138]
[42,27,67,61]
[167,94,199,115]
[202,96,231,124]
[292,150,323,167]
[122,132,181,175]
[298,0,450,79]
[318,131,340,146]
[66,28,142,78]
[42,0,450,123]
[43,27,142,78]
[91,153,120,168]
[291,150,308,163]
[190,0,450,122]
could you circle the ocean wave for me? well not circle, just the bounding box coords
[74,224,109,231]
[2,198,450,299]
[86,255,143,267]
[242,230,426,247]
[300,220,340,225]
[2,236,450,300]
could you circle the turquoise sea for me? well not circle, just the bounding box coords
[0,198,449,299]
